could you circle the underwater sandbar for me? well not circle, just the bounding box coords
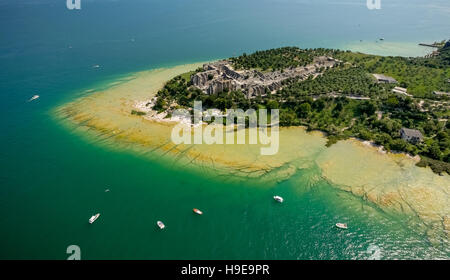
[55,62,450,245]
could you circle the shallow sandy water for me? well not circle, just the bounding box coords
[55,63,450,245]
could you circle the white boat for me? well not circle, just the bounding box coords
[273,196,284,203]
[336,223,348,229]
[89,213,100,224]
[28,95,40,102]
[157,221,165,229]
[93,64,100,69]
[193,208,203,215]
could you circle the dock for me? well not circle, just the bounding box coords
[418,43,441,48]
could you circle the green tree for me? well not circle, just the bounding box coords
[297,103,312,118]
[386,96,399,107]
[266,100,279,110]
[427,141,443,160]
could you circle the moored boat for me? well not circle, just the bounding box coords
[28,95,40,102]
[89,213,100,224]
[273,196,284,203]
[157,221,165,229]
[336,223,348,229]
[193,208,203,215]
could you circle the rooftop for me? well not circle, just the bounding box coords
[433,91,450,96]
[400,128,424,139]
[372,74,397,84]
[393,86,407,92]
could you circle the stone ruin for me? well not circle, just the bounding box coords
[191,56,339,98]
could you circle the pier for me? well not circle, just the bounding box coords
[418,43,441,48]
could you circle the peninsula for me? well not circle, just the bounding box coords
[139,44,450,174]
[56,43,450,245]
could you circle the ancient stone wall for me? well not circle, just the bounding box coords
[192,58,339,98]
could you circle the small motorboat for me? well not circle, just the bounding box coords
[336,223,348,229]
[157,221,165,229]
[273,196,284,203]
[28,95,40,102]
[93,64,100,69]
[89,213,100,224]
[105,188,110,192]
[193,208,203,215]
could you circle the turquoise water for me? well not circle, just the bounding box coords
[0,0,449,259]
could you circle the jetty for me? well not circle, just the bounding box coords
[418,43,441,48]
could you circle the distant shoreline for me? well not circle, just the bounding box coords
[341,40,436,57]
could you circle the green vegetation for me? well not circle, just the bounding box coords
[417,156,450,175]
[131,110,146,116]
[153,42,450,174]
[334,48,450,98]
[279,66,388,97]
[230,47,331,72]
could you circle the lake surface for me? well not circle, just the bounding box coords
[0,0,449,259]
